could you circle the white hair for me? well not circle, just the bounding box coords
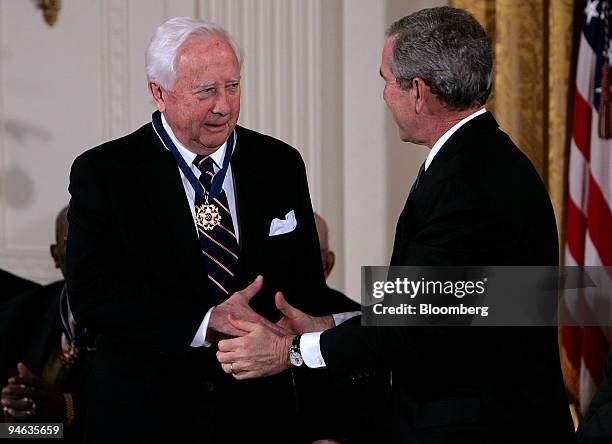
[145,17,243,91]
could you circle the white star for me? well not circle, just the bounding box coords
[586,0,600,25]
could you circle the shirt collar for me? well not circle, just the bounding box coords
[160,113,227,169]
[424,108,487,171]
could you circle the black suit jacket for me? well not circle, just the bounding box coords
[577,346,612,443]
[66,122,331,443]
[0,281,94,442]
[1,281,66,383]
[320,113,576,443]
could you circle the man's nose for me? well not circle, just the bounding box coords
[212,89,231,115]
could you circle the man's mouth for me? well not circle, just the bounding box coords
[205,122,229,132]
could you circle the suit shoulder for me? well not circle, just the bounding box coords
[454,123,541,184]
[235,125,305,166]
[74,123,153,166]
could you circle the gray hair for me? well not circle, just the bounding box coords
[385,7,493,110]
[145,17,243,91]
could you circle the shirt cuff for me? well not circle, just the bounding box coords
[190,306,215,347]
[332,310,360,326]
[300,332,326,368]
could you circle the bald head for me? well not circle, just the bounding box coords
[314,213,335,280]
[51,205,69,278]
[314,213,329,251]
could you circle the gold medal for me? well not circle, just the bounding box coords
[60,340,80,368]
[196,196,222,231]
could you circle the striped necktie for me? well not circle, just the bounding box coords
[193,155,240,302]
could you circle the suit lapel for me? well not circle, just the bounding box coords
[132,125,208,289]
[230,127,268,285]
[418,111,499,190]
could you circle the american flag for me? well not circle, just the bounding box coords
[563,0,612,416]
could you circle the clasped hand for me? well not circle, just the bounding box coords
[216,289,334,379]
[1,363,66,422]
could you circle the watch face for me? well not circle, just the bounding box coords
[290,351,303,367]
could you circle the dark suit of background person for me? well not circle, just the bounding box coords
[1,210,60,386]
[0,281,94,443]
[0,269,41,375]
[0,268,41,304]
[1,207,93,442]
[577,346,612,443]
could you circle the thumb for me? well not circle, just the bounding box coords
[17,362,34,378]
[275,292,300,318]
[241,275,264,302]
[228,314,258,333]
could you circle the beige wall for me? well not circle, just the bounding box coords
[0,0,445,300]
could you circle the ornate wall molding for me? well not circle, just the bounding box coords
[101,0,131,139]
[0,1,6,251]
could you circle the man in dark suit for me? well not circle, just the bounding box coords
[314,212,360,313]
[1,206,94,442]
[217,7,576,443]
[66,17,333,444]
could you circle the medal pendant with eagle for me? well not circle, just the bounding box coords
[196,203,221,230]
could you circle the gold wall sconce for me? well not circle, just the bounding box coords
[35,0,61,27]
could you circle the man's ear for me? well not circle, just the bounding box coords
[148,81,166,112]
[50,244,60,269]
[412,77,429,114]
[323,250,335,279]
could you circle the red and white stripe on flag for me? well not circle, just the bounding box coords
[563,0,612,416]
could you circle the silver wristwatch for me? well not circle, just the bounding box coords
[289,335,303,367]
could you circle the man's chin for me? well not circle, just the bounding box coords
[199,132,232,151]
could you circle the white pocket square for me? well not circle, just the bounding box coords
[269,210,297,236]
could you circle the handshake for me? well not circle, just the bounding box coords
[208,275,334,379]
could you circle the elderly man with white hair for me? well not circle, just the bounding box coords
[66,17,336,443]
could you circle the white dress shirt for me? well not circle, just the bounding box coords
[159,114,239,348]
[424,108,486,171]
[301,108,488,368]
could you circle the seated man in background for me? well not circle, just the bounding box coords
[314,212,359,313]
[1,206,94,443]
[297,213,387,444]
[315,213,336,281]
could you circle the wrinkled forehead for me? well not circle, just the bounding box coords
[176,34,238,69]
